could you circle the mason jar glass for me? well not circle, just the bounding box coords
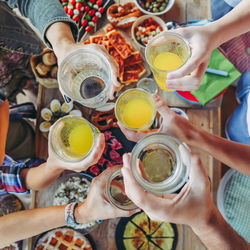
[58,48,112,108]
[106,168,137,211]
[130,133,190,194]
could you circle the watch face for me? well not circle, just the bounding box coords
[34,227,96,250]
[116,211,178,250]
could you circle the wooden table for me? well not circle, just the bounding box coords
[32,0,222,249]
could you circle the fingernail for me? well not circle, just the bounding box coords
[117,77,121,83]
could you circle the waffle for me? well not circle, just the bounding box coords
[35,228,93,250]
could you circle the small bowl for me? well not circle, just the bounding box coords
[131,15,167,50]
[135,0,175,16]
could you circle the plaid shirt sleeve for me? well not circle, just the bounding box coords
[0,155,45,195]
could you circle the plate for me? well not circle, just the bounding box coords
[115,211,178,250]
[34,227,96,250]
[175,88,227,105]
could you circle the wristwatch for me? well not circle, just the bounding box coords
[65,202,80,227]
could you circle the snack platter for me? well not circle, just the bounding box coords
[81,23,151,86]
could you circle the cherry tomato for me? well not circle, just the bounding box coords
[84,6,90,12]
[64,5,68,12]
[72,15,79,21]
[88,9,95,16]
[67,8,73,16]
[92,16,98,23]
[75,2,82,10]
[85,25,92,32]
[81,19,88,26]
[98,7,104,13]
[96,0,102,6]
[69,0,75,4]
[89,0,95,3]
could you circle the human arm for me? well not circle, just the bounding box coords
[165,0,250,91]
[19,133,105,191]
[122,153,249,250]
[0,165,133,247]
[119,94,250,175]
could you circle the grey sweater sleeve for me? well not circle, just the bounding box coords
[2,0,78,49]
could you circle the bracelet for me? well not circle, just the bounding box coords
[65,202,79,227]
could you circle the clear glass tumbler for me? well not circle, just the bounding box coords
[130,133,190,194]
[145,32,191,91]
[58,48,112,108]
[49,115,99,162]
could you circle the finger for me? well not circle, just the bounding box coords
[152,94,172,117]
[122,153,131,170]
[189,153,210,188]
[166,74,201,91]
[167,53,203,80]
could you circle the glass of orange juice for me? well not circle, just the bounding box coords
[145,32,191,91]
[49,115,99,162]
[115,88,156,131]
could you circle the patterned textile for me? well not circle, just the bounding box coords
[221,32,250,74]
[0,47,36,104]
[0,155,45,195]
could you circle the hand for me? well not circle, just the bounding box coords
[166,25,217,91]
[56,43,121,100]
[122,153,217,230]
[118,94,189,142]
[75,165,136,223]
[47,131,105,172]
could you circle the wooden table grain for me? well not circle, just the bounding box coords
[32,0,222,249]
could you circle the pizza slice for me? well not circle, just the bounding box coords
[151,222,175,238]
[131,212,150,234]
[124,51,143,66]
[151,238,174,250]
[106,30,132,59]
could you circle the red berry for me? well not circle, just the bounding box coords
[67,8,73,16]
[84,6,90,12]
[88,9,95,16]
[98,7,104,13]
[89,0,95,3]
[61,0,68,2]
[64,5,68,12]
[83,1,87,6]
[75,2,82,10]
[81,19,88,26]
[85,25,92,32]
[92,16,98,23]
[96,0,102,6]
[69,0,75,4]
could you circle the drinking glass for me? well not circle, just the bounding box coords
[145,32,191,91]
[130,133,190,194]
[58,48,112,108]
[49,115,99,162]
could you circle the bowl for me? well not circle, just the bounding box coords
[135,0,175,16]
[131,15,167,50]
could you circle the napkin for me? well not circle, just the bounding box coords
[190,48,241,106]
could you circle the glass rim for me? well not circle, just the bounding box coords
[145,31,191,73]
[58,48,112,103]
[105,168,137,211]
[130,133,191,194]
[49,115,97,163]
[114,88,157,131]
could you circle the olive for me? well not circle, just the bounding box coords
[157,0,164,2]
[157,3,161,7]
[161,2,167,7]
[145,2,150,8]
[153,7,159,12]
[165,0,169,3]
[159,5,165,11]
[153,3,158,7]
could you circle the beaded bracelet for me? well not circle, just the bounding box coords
[65,202,80,227]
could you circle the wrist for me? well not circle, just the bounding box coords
[44,160,64,174]
[74,202,90,224]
